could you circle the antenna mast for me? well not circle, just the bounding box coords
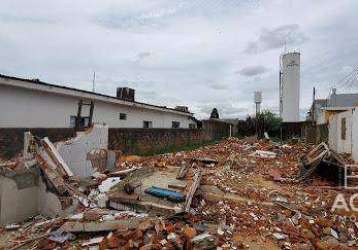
[92,71,96,92]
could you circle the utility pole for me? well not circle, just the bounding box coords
[254,91,262,138]
[312,87,316,123]
[92,71,96,92]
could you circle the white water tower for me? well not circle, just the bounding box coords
[254,91,262,116]
[279,51,300,122]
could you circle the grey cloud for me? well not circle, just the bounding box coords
[208,82,228,90]
[0,0,356,121]
[135,52,152,63]
[245,24,308,54]
[0,13,56,24]
[93,1,250,31]
[237,65,268,77]
[94,4,183,31]
[137,52,151,60]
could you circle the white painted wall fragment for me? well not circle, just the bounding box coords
[0,175,74,225]
[57,124,109,178]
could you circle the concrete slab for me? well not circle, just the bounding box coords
[108,167,187,214]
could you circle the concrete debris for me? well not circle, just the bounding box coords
[250,150,277,158]
[168,180,187,190]
[1,135,358,249]
[98,177,121,193]
[298,142,348,184]
[124,181,142,194]
[5,223,20,230]
[81,236,104,247]
[48,229,75,243]
[192,157,219,165]
[272,232,288,240]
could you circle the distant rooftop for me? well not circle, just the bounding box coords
[314,99,328,104]
[328,93,358,108]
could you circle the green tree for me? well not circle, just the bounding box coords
[210,108,220,119]
[257,110,282,136]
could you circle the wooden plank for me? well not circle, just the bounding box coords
[176,165,189,179]
[184,170,202,212]
[42,137,74,177]
[108,167,140,177]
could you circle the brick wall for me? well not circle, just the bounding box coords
[108,128,212,155]
[0,124,229,159]
[0,128,75,159]
[201,119,231,140]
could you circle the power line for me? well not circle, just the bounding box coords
[334,66,358,93]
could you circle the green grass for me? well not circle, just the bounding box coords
[139,139,220,156]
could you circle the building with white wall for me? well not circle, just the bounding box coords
[279,52,300,122]
[0,74,196,129]
[326,107,358,162]
[308,89,358,125]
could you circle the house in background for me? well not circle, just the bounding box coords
[311,89,358,162]
[325,106,358,162]
[0,74,197,129]
[307,99,328,125]
[305,89,358,145]
[308,88,358,125]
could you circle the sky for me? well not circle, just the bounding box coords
[0,0,357,119]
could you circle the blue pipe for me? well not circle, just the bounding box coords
[145,186,186,202]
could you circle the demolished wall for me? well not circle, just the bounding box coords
[57,124,108,178]
[0,128,75,159]
[0,173,65,225]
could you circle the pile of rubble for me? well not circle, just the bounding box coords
[0,131,357,249]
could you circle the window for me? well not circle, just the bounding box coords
[189,123,196,129]
[341,117,346,140]
[172,121,180,128]
[119,113,127,120]
[82,117,90,127]
[143,121,153,128]
[70,116,77,128]
[69,116,90,128]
